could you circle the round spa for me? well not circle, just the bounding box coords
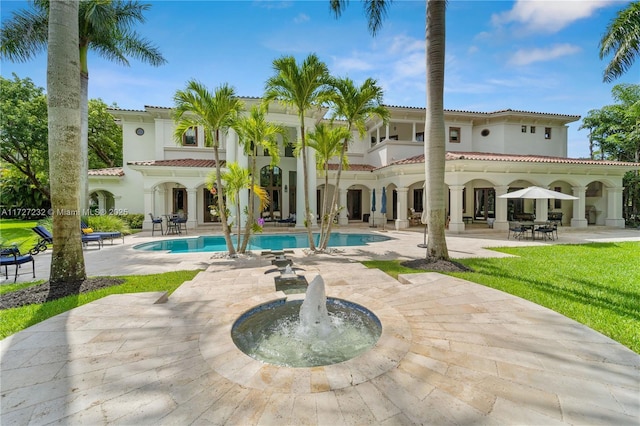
[231,297,382,368]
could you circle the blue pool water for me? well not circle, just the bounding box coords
[133,233,391,253]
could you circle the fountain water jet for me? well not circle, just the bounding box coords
[232,274,381,367]
[298,275,332,337]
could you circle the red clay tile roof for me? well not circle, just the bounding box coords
[327,163,376,171]
[381,106,580,119]
[127,159,223,168]
[88,167,124,177]
[387,152,640,167]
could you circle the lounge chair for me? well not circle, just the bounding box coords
[32,225,102,250]
[1,245,35,282]
[277,215,296,227]
[81,221,124,244]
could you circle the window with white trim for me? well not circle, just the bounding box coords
[449,127,460,143]
[182,127,197,146]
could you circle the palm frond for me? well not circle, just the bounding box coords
[600,2,640,82]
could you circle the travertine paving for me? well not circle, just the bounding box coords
[1,227,639,424]
[2,251,639,425]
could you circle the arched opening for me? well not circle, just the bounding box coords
[260,165,282,220]
[89,190,116,214]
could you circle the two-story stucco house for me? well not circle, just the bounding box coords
[88,99,638,232]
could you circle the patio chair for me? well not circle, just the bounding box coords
[81,221,124,244]
[1,245,35,282]
[173,214,187,234]
[535,222,558,241]
[32,225,102,250]
[148,213,164,236]
[508,222,525,240]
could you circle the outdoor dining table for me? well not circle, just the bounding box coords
[519,221,550,240]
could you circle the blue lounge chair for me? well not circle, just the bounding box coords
[32,225,102,250]
[1,245,35,282]
[277,215,296,227]
[81,221,124,244]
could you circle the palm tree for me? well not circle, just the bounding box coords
[330,0,450,261]
[1,0,166,209]
[235,103,287,252]
[222,163,252,252]
[600,2,640,82]
[264,54,333,251]
[173,80,244,256]
[307,123,351,249]
[423,0,449,260]
[47,0,86,285]
[323,76,389,249]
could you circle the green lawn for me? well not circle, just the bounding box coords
[3,216,639,354]
[0,219,40,254]
[0,270,200,339]
[363,241,640,354]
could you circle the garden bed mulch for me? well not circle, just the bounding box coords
[401,258,472,273]
[0,277,124,310]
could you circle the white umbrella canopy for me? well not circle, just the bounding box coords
[498,186,578,200]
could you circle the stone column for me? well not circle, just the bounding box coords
[142,188,155,230]
[605,186,625,228]
[187,188,197,229]
[156,186,166,217]
[536,198,548,222]
[448,185,465,233]
[412,122,416,141]
[96,192,106,212]
[395,187,409,230]
[571,186,588,228]
[339,187,348,225]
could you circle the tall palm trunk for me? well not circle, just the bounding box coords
[300,120,316,251]
[213,143,236,256]
[47,0,86,285]
[80,70,89,211]
[240,154,257,253]
[425,0,449,260]
[319,129,351,250]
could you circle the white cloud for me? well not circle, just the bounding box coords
[327,33,427,105]
[388,34,423,55]
[492,0,614,33]
[293,13,309,24]
[508,43,581,66]
[332,56,375,73]
[393,52,425,79]
[252,0,293,10]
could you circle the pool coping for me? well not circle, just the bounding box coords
[199,289,412,393]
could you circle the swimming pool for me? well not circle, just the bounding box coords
[133,232,391,253]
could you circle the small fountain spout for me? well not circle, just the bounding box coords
[299,275,332,337]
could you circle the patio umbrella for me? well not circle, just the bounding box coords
[380,187,387,230]
[498,186,577,200]
[371,188,376,227]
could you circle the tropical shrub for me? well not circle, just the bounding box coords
[120,213,144,229]
[86,215,131,234]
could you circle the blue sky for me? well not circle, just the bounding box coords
[1,0,638,158]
